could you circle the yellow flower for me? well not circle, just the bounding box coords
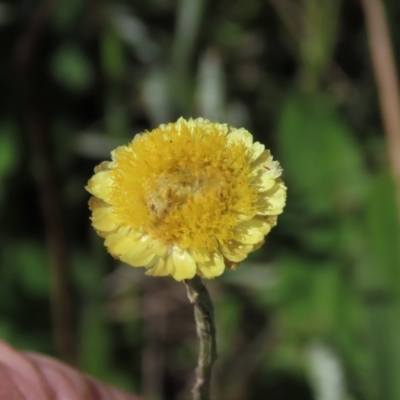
[86,118,286,281]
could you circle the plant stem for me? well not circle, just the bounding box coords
[184,276,218,400]
[16,0,77,367]
[360,0,400,216]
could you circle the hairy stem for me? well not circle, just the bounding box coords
[184,276,218,400]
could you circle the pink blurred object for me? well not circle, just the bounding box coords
[0,341,142,400]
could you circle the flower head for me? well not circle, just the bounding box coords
[86,118,286,281]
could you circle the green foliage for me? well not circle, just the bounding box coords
[51,44,94,93]
[0,122,19,205]
[277,91,366,217]
[362,173,400,400]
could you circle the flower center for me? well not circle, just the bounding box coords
[145,167,228,223]
[110,121,258,252]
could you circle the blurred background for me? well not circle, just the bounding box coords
[1,0,400,399]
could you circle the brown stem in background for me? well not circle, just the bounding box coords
[360,0,400,214]
[15,0,77,366]
[268,0,303,44]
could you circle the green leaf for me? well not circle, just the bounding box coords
[14,241,50,296]
[364,172,400,291]
[51,0,87,32]
[0,122,18,183]
[362,172,400,400]
[51,44,94,93]
[277,91,367,217]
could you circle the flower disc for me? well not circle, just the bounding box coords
[86,118,286,281]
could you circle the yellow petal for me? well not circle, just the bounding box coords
[104,227,141,255]
[251,149,271,168]
[249,142,265,161]
[151,241,168,257]
[256,182,287,215]
[146,257,170,277]
[220,240,252,262]
[124,252,156,267]
[88,196,108,211]
[165,255,176,276]
[252,169,276,191]
[251,151,282,178]
[94,161,112,173]
[120,236,156,266]
[86,170,114,201]
[189,248,211,263]
[265,216,278,229]
[227,128,253,148]
[91,206,120,232]
[170,247,197,281]
[197,252,225,279]
[111,145,132,162]
[234,218,271,244]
